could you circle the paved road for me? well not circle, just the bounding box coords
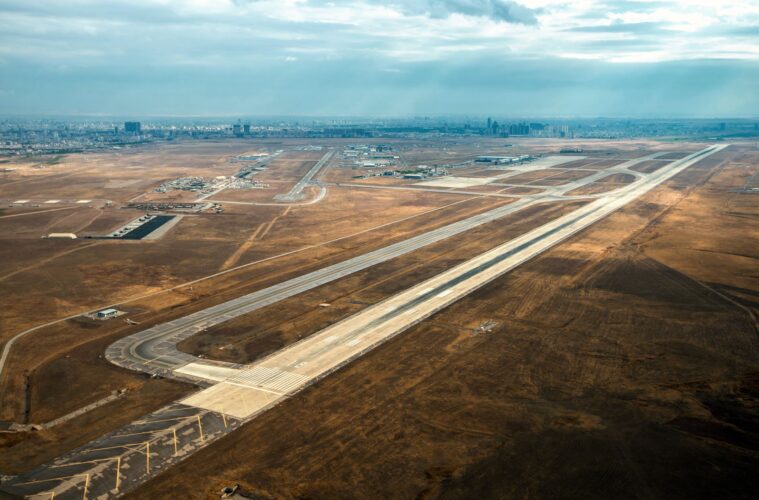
[105,148,708,380]
[106,196,537,376]
[273,150,334,202]
[180,144,727,418]
[0,145,726,499]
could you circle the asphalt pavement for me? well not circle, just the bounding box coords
[1,145,726,499]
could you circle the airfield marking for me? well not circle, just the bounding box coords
[0,206,78,219]
[0,195,487,388]
[0,145,728,499]
[175,145,726,419]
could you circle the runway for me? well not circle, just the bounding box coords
[106,146,722,379]
[181,144,727,418]
[106,196,537,376]
[273,150,334,202]
[0,145,726,499]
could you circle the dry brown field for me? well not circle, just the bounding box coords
[501,169,568,184]
[631,159,669,173]
[0,136,523,467]
[534,169,598,186]
[1,139,756,499]
[457,168,514,178]
[445,184,510,194]
[565,173,638,196]
[178,200,587,364]
[128,142,759,500]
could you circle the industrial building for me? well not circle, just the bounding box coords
[475,155,516,163]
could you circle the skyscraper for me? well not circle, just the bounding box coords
[124,121,141,134]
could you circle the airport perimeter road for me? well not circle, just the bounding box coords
[0,145,725,499]
[274,150,334,202]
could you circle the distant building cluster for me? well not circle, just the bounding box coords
[485,118,573,138]
[1,117,757,157]
[340,144,399,169]
[155,175,262,194]
[475,154,532,165]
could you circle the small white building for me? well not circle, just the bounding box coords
[96,308,119,319]
[45,233,77,239]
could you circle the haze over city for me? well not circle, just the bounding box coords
[1,0,758,116]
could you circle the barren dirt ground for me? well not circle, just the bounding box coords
[129,143,759,499]
[2,139,756,499]
[0,140,522,467]
[178,201,587,364]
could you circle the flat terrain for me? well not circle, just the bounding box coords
[178,201,586,364]
[565,173,637,196]
[131,142,759,499]
[1,138,757,499]
[0,138,517,465]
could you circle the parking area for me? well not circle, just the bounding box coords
[2,402,240,499]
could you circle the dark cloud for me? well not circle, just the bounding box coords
[0,0,756,117]
[386,0,539,25]
[3,54,758,117]
[566,21,667,34]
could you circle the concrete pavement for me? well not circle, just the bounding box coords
[0,145,727,499]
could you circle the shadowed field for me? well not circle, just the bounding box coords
[128,143,759,500]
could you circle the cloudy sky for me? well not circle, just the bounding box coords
[1,0,758,117]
